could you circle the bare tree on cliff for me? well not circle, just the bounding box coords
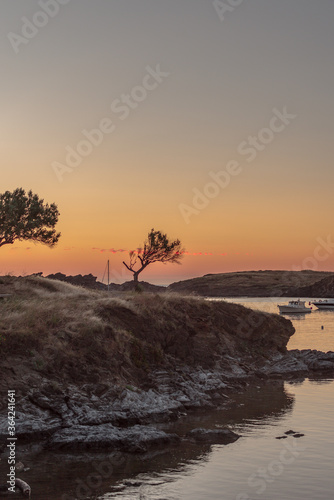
[0,188,60,249]
[123,229,184,284]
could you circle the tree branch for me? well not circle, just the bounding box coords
[122,261,134,273]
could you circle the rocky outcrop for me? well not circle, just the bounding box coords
[1,349,333,453]
[118,280,166,293]
[287,275,334,298]
[186,428,240,444]
[45,273,166,293]
[258,349,334,376]
[0,280,296,390]
[46,424,181,453]
[46,272,116,291]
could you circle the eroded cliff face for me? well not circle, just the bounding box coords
[124,298,295,369]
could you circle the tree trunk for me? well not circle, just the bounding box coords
[133,272,142,292]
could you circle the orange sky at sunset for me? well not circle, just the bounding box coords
[1,1,334,285]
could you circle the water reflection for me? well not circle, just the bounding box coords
[280,313,307,320]
[0,381,294,499]
[224,297,334,352]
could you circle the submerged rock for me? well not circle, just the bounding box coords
[186,428,240,444]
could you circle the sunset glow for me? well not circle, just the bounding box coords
[1,0,334,284]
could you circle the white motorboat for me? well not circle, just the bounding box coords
[311,299,334,310]
[278,300,312,314]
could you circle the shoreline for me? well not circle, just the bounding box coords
[1,349,334,456]
[1,349,333,499]
[5,270,334,298]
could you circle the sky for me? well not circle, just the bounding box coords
[1,0,334,285]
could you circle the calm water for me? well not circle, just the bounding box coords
[223,297,334,352]
[1,299,333,499]
[103,379,333,500]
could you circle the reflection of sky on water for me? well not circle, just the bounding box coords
[108,379,334,500]
[224,298,334,351]
[0,381,294,500]
[102,380,295,499]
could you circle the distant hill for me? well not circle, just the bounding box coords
[35,270,334,297]
[117,280,166,293]
[45,272,166,293]
[287,274,334,298]
[46,272,112,290]
[168,270,334,297]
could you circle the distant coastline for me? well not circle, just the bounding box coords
[21,269,334,298]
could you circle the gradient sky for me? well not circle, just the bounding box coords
[1,0,334,284]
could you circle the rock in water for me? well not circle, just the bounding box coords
[186,428,240,444]
[15,478,31,497]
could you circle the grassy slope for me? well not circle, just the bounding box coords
[0,276,294,394]
[168,270,333,297]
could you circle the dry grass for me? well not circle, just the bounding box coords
[0,276,293,388]
[0,277,183,384]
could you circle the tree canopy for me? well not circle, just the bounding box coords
[123,228,184,283]
[0,188,60,248]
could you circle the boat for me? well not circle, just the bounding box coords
[278,300,312,314]
[311,299,334,310]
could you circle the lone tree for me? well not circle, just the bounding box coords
[123,228,184,284]
[0,188,60,249]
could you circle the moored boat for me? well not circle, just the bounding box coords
[278,300,312,314]
[311,299,334,310]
